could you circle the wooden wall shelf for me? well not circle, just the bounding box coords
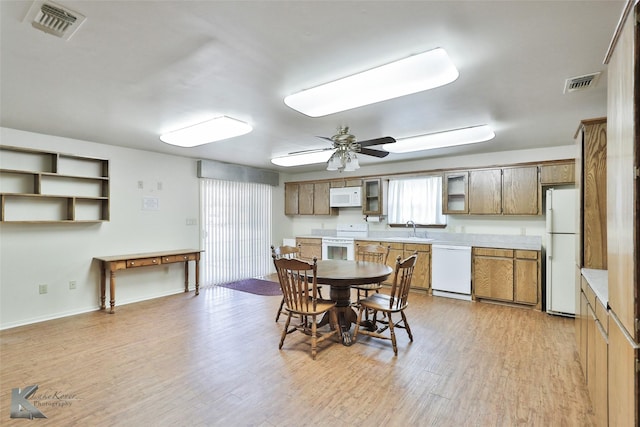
[0,145,110,223]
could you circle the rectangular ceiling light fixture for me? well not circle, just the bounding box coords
[160,116,252,147]
[271,150,334,167]
[384,125,495,153]
[284,48,459,117]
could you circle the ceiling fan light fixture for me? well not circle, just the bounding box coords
[384,125,495,153]
[284,48,459,117]
[271,150,333,167]
[160,116,252,147]
[326,152,341,171]
[343,153,360,172]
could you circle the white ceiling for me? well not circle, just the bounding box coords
[0,1,624,173]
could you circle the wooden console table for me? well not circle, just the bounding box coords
[95,249,202,313]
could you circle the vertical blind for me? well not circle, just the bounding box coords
[200,179,273,285]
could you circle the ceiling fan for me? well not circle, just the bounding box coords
[289,126,396,171]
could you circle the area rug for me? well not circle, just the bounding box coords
[217,278,282,296]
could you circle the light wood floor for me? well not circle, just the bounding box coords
[1,281,596,426]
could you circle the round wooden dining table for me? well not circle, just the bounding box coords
[314,259,393,346]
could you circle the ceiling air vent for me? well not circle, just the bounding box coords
[563,72,601,94]
[24,1,86,41]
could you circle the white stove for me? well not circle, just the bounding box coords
[322,224,368,260]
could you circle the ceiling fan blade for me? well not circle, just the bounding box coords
[358,136,396,147]
[315,136,335,143]
[287,147,334,155]
[359,147,390,158]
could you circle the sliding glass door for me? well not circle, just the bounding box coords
[200,179,272,285]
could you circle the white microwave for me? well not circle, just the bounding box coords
[329,187,362,207]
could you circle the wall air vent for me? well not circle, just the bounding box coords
[24,1,86,41]
[563,72,601,94]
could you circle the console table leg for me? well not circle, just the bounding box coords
[184,261,189,292]
[109,270,116,314]
[99,266,106,310]
[195,259,200,295]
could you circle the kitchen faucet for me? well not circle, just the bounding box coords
[406,220,417,237]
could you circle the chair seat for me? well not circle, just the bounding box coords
[359,293,407,313]
[352,283,382,291]
[287,299,336,316]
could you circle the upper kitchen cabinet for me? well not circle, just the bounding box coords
[284,182,299,215]
[284,181,337,216]
[330,178,363,188]
[540,161,576,185]
[575,117,607,269]
[468,169,502,214]
[502,166,540,215]
[362,178,385,216]
[447,165,543,215]
[443,171,469,214]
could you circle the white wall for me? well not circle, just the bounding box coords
[0,128,202,329]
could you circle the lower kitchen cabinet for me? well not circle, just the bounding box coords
[594,313,608,427]
[404,243,431,291]
[472,247,541,309]
[295,237,322,261]
[608,311,637,427]
[576,272,609,427]
[473,248,514,301]
[356,240,430,290]
[514,251,539,304]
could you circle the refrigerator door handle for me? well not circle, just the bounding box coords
[548,234,553,258]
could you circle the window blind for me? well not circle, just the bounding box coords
[200,179,273,285]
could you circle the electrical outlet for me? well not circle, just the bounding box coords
[39,284,48,294]
[69,281,77,290]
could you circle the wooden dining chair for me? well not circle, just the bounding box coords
[352,244,390,321]
[271,245,323,322]
[272,255,339,360]
[352,252,418,356]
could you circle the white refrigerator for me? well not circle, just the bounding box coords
[545,187,577,316]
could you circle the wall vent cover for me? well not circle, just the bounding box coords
[563,72,601,94]
[24,1,86,40]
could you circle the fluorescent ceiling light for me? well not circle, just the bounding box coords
[284,48,459,117]
[160,116,252,147]
[271,150,333,167]
[384,125,495,153]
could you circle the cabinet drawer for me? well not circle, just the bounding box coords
[127,257,160,268]
[296,238,321,246]
[595,299,608,333]
[515,250,538,260]
[162,254,196,263]
[473,247,513,258]
[584,282,596,309]
[404,243,431,252]
[384,242,404,250]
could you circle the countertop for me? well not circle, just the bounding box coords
[581,268,608,305]
[298,230,542,251]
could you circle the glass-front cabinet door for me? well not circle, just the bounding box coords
[362,178,382,215]
[443,171,469,214]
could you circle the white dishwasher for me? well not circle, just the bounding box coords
[431,245,472,301]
